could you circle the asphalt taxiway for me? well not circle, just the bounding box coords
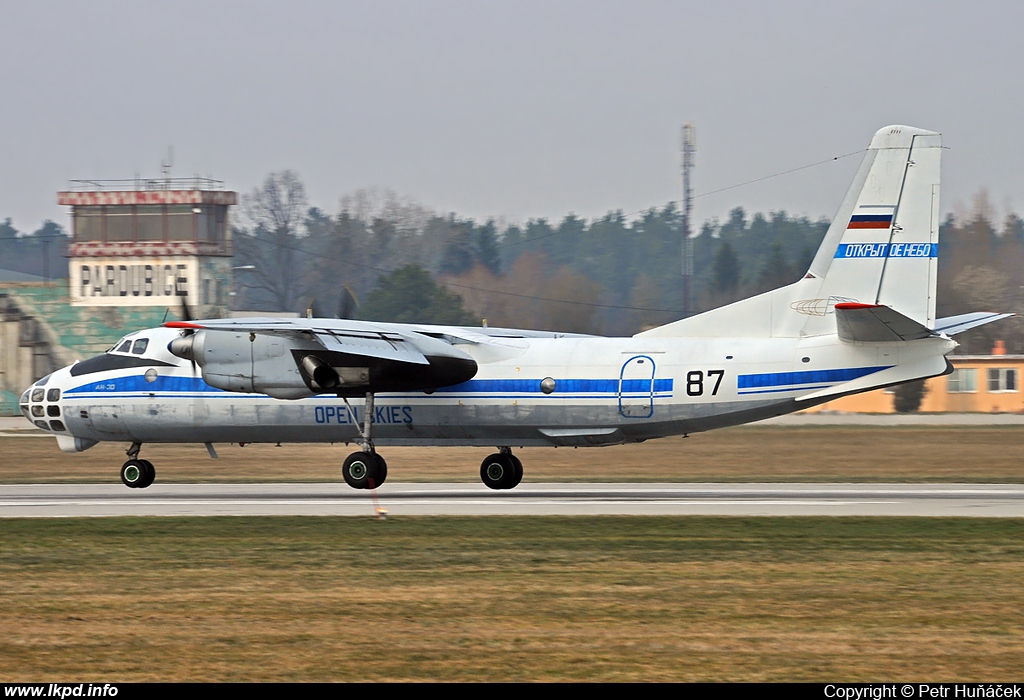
[3,482,1024,517]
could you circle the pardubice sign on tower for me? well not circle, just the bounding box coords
[58,179,237,312]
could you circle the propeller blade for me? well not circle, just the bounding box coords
[339,286,359,319]
[180,296,194,323]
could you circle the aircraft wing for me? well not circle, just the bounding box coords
[167,318,430,364]
[165,317,483,398]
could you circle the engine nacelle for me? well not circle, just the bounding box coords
[169,329,477,399]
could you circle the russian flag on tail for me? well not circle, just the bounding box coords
[847,213,894,229]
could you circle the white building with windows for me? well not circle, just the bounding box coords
[59,178,237,315]
[805,341,1023,413]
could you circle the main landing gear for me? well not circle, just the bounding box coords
[341,393,388,490]
[337,393,526,491]
[120,442,155,489]
[480,448,523,490]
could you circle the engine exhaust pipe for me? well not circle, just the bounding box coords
[301,355,340,390]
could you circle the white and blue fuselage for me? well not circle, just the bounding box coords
[22,324,952,451]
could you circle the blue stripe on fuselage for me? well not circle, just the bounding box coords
[737,365,890,390]
[63,375,675,397]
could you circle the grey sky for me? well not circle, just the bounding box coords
[2,0,1022,235]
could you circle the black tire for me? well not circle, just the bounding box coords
[120,459,145,488]
[480,453,517,490]
[342,452,380,490]
[372,454,388,488]
[509,455,524,489]
[137,459,156,489]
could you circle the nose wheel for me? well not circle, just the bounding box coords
[120,442,155,488]
[121,458,155,488]
[480,451,523,490]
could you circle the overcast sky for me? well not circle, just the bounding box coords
[2,0,1022,234]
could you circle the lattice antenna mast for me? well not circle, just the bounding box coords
[161,147,174,188]
[681,123,696,315]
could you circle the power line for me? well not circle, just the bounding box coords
[237,148,865,314]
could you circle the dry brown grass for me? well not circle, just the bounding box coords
[1,517,1023,681]
[1,425,1023,483]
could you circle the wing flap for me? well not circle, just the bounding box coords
[313,330,430,365]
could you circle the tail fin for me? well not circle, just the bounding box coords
[803,125,941,333]
[639,125,942,339]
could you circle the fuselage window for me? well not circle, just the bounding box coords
[131,338,149,355]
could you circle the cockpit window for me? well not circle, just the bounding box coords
[46,389,61,402]
[131,338,149,355]
[116,340,132,353]
[34,373,52,386]
[31,388,44,402]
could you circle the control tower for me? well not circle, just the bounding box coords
[58,177,237,316]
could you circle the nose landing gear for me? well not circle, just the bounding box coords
[120,442,155,489]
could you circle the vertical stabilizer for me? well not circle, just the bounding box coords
[639,125,941,339]
[799,125,941,336]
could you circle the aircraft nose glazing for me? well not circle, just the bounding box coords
[21,378,69,433]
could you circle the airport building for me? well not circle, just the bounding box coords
[0,177,237,414]
[60,178,237,312]
[804,341,1024,414]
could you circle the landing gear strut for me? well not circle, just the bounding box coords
[341,393,388,490]
[121,442,155,489]
[480,448,523,490]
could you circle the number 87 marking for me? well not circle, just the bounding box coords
[686,370,725,397]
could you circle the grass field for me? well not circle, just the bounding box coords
[2,516,1023,681]
[2,425,1023,483]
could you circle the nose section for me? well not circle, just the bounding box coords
[18,386,33,426]
[20,368,71,433]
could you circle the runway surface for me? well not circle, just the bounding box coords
[3,483,1024,517]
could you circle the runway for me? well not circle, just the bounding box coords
[3,482,1024,517]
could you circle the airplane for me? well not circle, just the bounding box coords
[18,125,1013,490]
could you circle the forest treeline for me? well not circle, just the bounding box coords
[1,171,1022,351]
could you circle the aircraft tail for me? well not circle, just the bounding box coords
[639,125,943,339]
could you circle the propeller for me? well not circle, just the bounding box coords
[339,285,359,319]
[171,296,199,376]
[180,296,194,324]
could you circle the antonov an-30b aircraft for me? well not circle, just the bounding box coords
[20,125,1011,490]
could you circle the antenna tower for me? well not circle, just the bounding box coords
[681,123,696,315]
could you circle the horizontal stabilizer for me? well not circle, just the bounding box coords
[932,312,1015,336]
[834,303,934,342]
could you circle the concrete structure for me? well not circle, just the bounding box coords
[0,177,239,415]
[804,341,1023,414]
[58,177,237,317]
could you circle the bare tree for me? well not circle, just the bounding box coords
[236,171,309,312]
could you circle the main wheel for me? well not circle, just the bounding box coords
[372,454,388,488]
[342,452,383,490]
[509,454,524,489]
[137,459,156,488]
[480,453,517,490]
[120,459,146,488]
